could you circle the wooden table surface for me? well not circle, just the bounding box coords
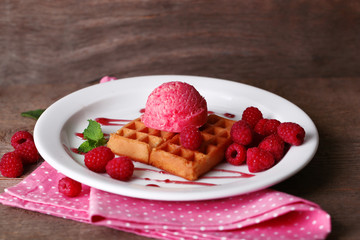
[1,1,360,239]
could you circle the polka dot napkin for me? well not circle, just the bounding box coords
[0,162,331,240]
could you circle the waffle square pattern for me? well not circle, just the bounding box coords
[107,115,235,180]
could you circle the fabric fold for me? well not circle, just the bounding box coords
[0,162,331,240]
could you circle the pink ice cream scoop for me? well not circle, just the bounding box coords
[141,81,208,132]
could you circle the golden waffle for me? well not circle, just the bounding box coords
[107,115,235,180]
[107,118,175,164]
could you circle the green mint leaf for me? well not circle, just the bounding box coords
[78,141,94,153]
[83,120,104,142]
[21,109,45,120]
[97,137,108,147]
[77,119,107,153]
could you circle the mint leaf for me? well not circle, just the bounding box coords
[21,109,45,120]
[77,120,107,153]
[83,120,104,142]
[78,141,93,153]
[97,137,108,146]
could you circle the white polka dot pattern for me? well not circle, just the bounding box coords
[0,162,331,240]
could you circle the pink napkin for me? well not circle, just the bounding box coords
[0,162,331,240]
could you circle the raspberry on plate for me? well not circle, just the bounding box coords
[58,177,82,197]
[247,147,275,173]
[15,140,40,164]
[225,143,246,165]
[277,122,305,146]
[106,156,134,181]
[11,131,34,149]
[84,146,115,173]
[180,126,202,150]
[254,118,268,135]
[264,119,281,136]
[241,106,263,128]
[258,134,285,161]
[230,120,253,146]
[254,119,281,136]
[0,152,24,178]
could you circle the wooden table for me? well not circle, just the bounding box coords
[1,1,360,239]
[1,77,359,240]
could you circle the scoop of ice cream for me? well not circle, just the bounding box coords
[141,81,208,132]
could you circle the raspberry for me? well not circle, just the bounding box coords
[230,120,253,146]
[14,140,40,164]
[58,177,82,197]
[180,126,202,150]
[264,119,281,135]
[0,152,23,178]
[225,143,246,165]
[258,134,285,161]
[106,156,134,181]
[11,131,34,148]
[249,132,265,148]
[277,122,305,146]
[247,147,275,173]
[241,106,263,128]
[254,118,268,135]
[84,146,115,173]
[254,119,281,136]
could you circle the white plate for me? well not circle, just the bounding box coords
[34,75,319,201]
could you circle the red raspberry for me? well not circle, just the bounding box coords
[84,146,115,173]
[254,119,281,136]
[180,126,202,150]
[11,131,34,148]
[241,106,263,128]
[254,118,268,135]
[230,120,253,146]
[0,152,24,178]
[14,140,40,164]
[225,143,246,165]
[58,177,82,197]
[264,119,281,135]
[106,156,134,181]
[258,134,285,161]
[247,147,275,172]
[277,122,305,146]
[249,132,265,148]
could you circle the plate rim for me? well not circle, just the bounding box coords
[34,75,319,201]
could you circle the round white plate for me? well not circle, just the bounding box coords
[34,75,318,201]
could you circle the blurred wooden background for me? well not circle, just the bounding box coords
[1,0,360,86]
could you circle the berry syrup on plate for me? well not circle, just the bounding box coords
[70,109,254,187]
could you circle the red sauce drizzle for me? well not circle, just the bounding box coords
[70,148,85,155]
[208,111,236,118]
[71,112,254,187]
[95,117,130,126]
[132,168,254,186]
[224,113,236,118]
[135,167,168,174]
[146,184,160,187]
[136,177,216,186]
[75,133,85,139]
[205,169,254,178]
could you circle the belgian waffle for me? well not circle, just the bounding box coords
[107,115,235,180]
[107,118,175,164]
